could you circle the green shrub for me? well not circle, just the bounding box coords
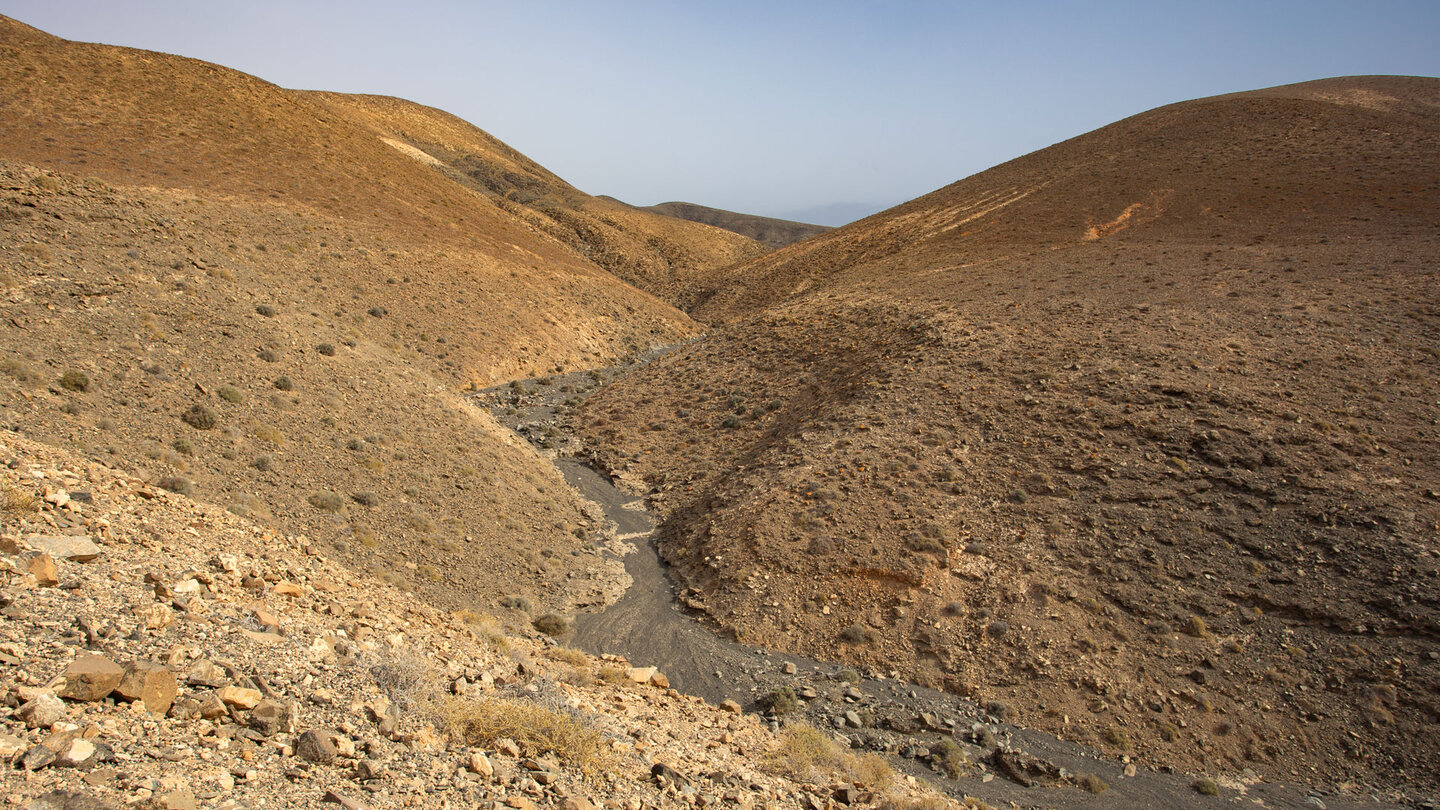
[308,491,345,512]
[532,613,568,636]
[181,403,218,430]
[1193,777,1219,796]
[500,595,533,613]
[272,376,293,391]
[59,370,90,392]
[760,687,800,715]
[157,476,192,495]
[351,491,378,507]
[1078,773,1108,793]
[250,455,272,472]
[217,385,244,404]
[931,739,968,778]
[255,304,277,317]
[316,343,336,356]
[839,624,875,644]
[171,438,193,456]
[257,349,279,363]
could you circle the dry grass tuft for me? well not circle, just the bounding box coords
[438,696,613,776]
[761,723,895,789]
[2,482,38,517]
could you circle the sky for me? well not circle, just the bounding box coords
[3,1,1439,225]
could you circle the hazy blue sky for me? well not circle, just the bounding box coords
[4,1,1438,224]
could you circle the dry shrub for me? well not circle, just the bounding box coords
[2,482,38,516]
[438,696,612,776]
[546,647,590,668]
[762,723,895,789]
[370,651,443,714]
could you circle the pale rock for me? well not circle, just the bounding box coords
[467,750,494,778]
[23,534,101,563]
[720,700,742,714]
[627,666,657,684]
[562,800,598,810]
[273,581,303,598]
[217,686,262,710]
[186,659,229,688]
[140,603,174,631]
[172,578,201,596]
[650,671,670,689]
[0,733,27,758]
[54,737,96,769]
[114,660,178,716]
[23,552,60,587]
[18,692,65,728]
[57,655,124,702]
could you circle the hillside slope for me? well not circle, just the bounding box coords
[0,432,950,809]
[577,77,1440,793]
[305,92,765,306]
[0,14,715,621]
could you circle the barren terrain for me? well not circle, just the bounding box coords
[577,77,1440,795]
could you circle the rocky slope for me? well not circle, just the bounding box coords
[0,431,957,809]
[0,13,754,623]
[576,77,1440,795]
[306,94,765,307]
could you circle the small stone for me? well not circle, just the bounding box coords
[197,692,228,720]
[295,728,339,764]
[25,552,60,587]
[114,660,178,716]
[844,711,863,728]
[355,758,387,782]
[467,750,493,778]
[0,733,26,758]
[186,659,229,688]
[218,686,263,710]
[154,790,198,810]
[719,699,742,714]
[55,738,97,769]
[782,662,796,675]
[496,738,521,758]
[58,655,124,702]
[532,771,558,785]
[561,799,598,810]
[273,581,303,598]
[140,603,174,631]
[249,699,295,736]
[627,666,657,684]
[649,671,670,689]
[18,691,66,728]
[20,744,57,770]
[23,791,116,810]
[24,535,101,563]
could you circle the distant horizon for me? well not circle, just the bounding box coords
[2,2,1438,225]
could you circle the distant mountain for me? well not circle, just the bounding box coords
[632,200,829,249]
[774,201,891,227]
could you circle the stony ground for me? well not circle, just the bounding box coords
[575,77,1440,797]
[0,431,962,809]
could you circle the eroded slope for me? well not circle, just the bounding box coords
[578,77,1440,793]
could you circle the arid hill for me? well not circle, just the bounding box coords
[626,200,829,250]
[577,77,1440,794]
[306,93,765,306]
[0,14,749,623]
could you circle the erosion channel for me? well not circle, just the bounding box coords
[476,360,1397,810]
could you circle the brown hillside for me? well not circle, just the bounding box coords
[0,16,710,624]
[577,77,1440,793]
[636,201,829,250]
[304,92,765,305]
